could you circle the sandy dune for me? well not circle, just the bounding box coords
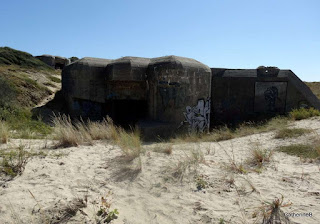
[1,118,320,224]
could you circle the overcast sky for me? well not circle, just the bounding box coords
[1,0,319,81]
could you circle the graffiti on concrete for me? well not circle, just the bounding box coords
[264,86,278,112]
[182,98,210,133]
[254,82,287,113]
[158,81,185,109]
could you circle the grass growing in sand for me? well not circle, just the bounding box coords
[247,148,273,170]
[170,147,205,182]
[52,115,142,160]
[0,120,10,143]
[171,116,289,143]
[274,128,312,139]
[0,145,30,177]
[277,143,320,160]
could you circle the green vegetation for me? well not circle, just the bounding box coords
[0,47,60,138]
[277,143,320,160]
[289,107,320,120]
[48,75,61,83]
[0,145,30,177]
[275,128,311,139]
[0,47,52,70]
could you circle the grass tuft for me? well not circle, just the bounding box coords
[115,127,142,160]
[0,145,30,177]
[52,115,83,147]
[52,115,142,160]
[248,148,273,169]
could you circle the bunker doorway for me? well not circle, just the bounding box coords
[106,100,148,128]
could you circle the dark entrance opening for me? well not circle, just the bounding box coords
[105,100,148,128]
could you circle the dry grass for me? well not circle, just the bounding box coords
[52,115,142,159]
[52,115,83,147]
[247,148,273,169]
[87,117,117,140]
[0,120,10,144]
[222,146,248,174]
[115,127,142,160]
[274,128,312,139]
[152,144,173,155]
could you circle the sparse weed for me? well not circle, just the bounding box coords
[222,146,248,174]
[195,174,211,191]
[171,147,205,182]
[0,145,30,177]
[258,195,292,224]
[248,148,273,169]
[0,120,9,143]
[95,192,119,224]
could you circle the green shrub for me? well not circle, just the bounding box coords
[289,108,320,120]
[0,47,52,70]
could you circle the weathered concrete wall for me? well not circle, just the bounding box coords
[211,68,320,125]
[61,57,112,118]
[104,57,150,125]
[105,57,150,100]
[147,56,211,133]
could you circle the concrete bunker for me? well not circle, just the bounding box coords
[61,55,320,137]
[105,57,150,126]
[145,56,211,136]
[36,55,70,69]
[62,57,112,120]
[211,68,320,125]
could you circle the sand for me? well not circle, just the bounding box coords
[0,118,320,224]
